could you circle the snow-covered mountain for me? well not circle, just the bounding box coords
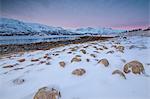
[70,27,124,35]
[0,18,73,36]
[0,18,33,33]
[0,18,125,36]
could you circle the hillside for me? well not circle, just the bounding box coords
[0,18,125,36]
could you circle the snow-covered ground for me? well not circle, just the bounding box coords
[0,36,150,99]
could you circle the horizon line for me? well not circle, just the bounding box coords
[0,17,149,31]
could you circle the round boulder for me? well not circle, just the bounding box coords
[98,58,109,67]
[116,45,124,53]
[33,87,61,99]
[72,68,86,76]
[112,69,126,79]
[123,60,144,74]
[80,49,86,54]
[71,56,81,63]
[59,61,66,68]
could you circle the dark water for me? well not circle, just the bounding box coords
[0,35,81,45]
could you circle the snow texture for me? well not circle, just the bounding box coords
[0,36,150,99]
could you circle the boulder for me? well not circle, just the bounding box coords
[43,54,52,60]
[71,56,81,63]
[72,68,86,76]
[46,62,51,65]
[98,48,103,50]
[39,61,46,64]
[93,46,98,50]
[13,67,24,70]
[59,61,66,68]
[116,45,124,53]
[43,54,49,58]
[3,63,19,68]
[123,60,144,74]
[102,45,108,49]
[86,59,90,62]
[3,65,14,68]
[70,46,79,51]
[75,55,81,57]
[13,78,25,85]
[33,87,61,99]
[121,59,126,63]
[31,58,39,62]
[47,57,52,60]
[18,58,25,62]
[111,45,117,48]
[67,51,72,54]
[83,45,89,48]
[98,58,109,67]
[106,50,114,54]
[52,53,59,56]
[80,49,86,54]
[93,51,100,53]
[112,70,126,79]
[90,54,96,58]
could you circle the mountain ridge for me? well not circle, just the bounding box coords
[0,18,125,36]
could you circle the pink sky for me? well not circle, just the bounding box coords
[1,0,149,30]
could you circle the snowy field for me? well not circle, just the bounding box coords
[0,36,150,99]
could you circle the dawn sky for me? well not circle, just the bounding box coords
[0,0,149,30]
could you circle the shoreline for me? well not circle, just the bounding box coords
[0,36,115,56]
